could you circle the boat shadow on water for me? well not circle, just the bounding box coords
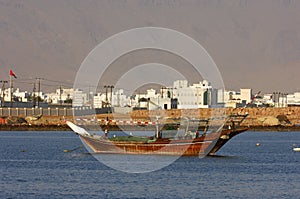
[206,154,239,159]
[69,151,237,159]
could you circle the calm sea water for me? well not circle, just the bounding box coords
[0,130,300,199]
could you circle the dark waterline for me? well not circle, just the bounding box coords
[0,131,300,198]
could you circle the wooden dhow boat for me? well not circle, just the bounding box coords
[67,114,248,156]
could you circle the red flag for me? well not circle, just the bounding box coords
[9,69,17,78]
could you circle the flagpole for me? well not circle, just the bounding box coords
[10,74,12,108]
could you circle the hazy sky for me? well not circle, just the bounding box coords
[0,0,299,93]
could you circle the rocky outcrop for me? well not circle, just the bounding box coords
[257,116,280,126]
[25,114,43,123]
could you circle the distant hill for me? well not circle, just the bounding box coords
[0,0,299,93]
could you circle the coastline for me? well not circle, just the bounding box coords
[1,124,300,132]
[1,107,300,132]
[0,124,71,131]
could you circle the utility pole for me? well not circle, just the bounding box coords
[117,89,120,107]
[104,85,108,107]
[138,90,141,108]
[104,85,114,107]
[278,92,281,107]
[0,80,8,107]
[59,85,62,106]
[161,87,166,98]
[110,85,114,107]
[33,82,36,108]
[36,78,43,108]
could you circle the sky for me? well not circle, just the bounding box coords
[0,0,300,94]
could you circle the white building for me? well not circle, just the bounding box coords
[172,80,223,109]
[0,88,31,102]
[271,92,288,107]
[73,89,87,107]
[93,89,131,108]
[93,93,104,108]
[45,88,74,104]
[112,89,131,107]
[135,89,171,110]
[1,88,13,102]
[261,94,274,107]
[224,89,252,108]
[13,88,31,102]
[151,89,171,109]
[287,92,300,106]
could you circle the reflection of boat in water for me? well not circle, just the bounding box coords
[67,114,248,156]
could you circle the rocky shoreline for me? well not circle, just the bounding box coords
[1,124,300,132]
[0,124,71,131]
[1,107,300,132]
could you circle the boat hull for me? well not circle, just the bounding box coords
[208,127,248,155]
[79,128,248,156]
[293,148,300,152]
